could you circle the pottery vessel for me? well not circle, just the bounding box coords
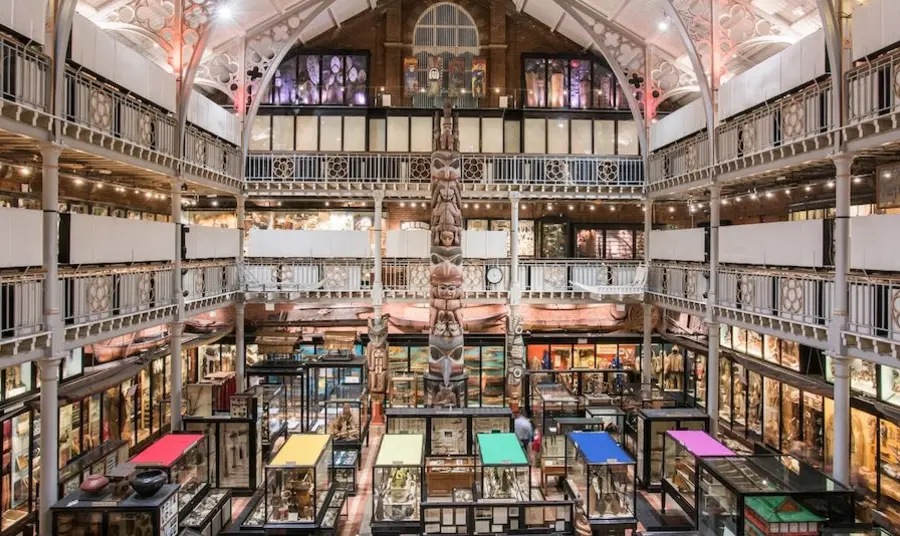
[130,469,167,498]
[80,474,109,495]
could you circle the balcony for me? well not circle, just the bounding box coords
[245,153,645,199]
[648,80,835,193]
[648,261,900,364]
[0,33,241,193]
[242,258,644,303]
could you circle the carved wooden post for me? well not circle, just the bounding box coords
[426,102,467,407]
[367,313,389,423]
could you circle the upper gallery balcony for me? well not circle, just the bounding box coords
[245,152,645,199]
[0,33,242,193]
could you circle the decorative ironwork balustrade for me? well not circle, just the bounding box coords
[0,273,44,340]
[245,152,644,190]
[847,48,900,125]
[0,36,49,112]
[647,262,709,304]
[716,265,833,327]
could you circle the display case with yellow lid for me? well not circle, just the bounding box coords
[264,434,333,525]
[372,433,424,531]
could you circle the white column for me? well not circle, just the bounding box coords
[171,178,185,430]
[706,184,721,436]
[39,142,64,536]
[373,192,385,316]
[642,199,653,396]
[831,153,854,486]
[235,195,246,391]
[509,193,521,295]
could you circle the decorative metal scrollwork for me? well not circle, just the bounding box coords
[272,157,295,179]
[89,90,113,130]
[544,159,569,183]
[88,276,111,313]
[326,156,349,180]
[409,156,430,180]
[780,278,803,314]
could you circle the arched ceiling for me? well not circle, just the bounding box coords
[72,0,824,112]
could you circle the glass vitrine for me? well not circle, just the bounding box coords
[129,433,210,516]
[633,408,709,490]
[178,488,232,536]
[565,431,636,526]
[476,433,530,501]
[321,384,369,447]
[661,430,735,522]
[583,407,627,441]
[264,434,332,524]
[247,384,285,448]
[697,455,855,536]
[332,449,359,494]
[388,373,419,408]
[372,434,424,526]
[532,382,580,433]
[51,484,179,536]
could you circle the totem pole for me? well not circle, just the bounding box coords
[366,313,389,420]
[426,102,467,407]
[505,311,525,411]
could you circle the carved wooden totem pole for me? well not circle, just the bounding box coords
[505,311,525,411]
[426,102,467,407]
[366,313,389,415]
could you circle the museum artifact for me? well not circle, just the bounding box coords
[367,313,390,412]
[130,470,167,498]
[427,101,467,407]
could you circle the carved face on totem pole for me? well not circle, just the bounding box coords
[366,313,390,396]
[426,101,467,406]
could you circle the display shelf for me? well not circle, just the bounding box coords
[388,373,419,408]
[384,408,513,457]
[697,455,855,536]
[631,408,709,490]
[660,430,736,525]
[51,484,180,536]
[372,434,424,534]
[179,488,232,536]
[425,457,475,498]
[264,434,332,526]
[182,410,263,494]
[129,433,211,519]
[332,450,359,495]
[476,433,530,502]
[564,431,637,532]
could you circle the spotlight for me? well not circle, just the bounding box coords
[609,205,616,212]
[827,180,835,188]
[568,205,574,210]
[668,206,675,213]
[805,185,812,192]
[217,4,233,19]
[73,178,84,185]
[657,18,670,31]
[19,167,30,176]
[589,205,596,211]
[211,200,218,207]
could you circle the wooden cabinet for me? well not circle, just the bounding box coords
[425,457,474,497]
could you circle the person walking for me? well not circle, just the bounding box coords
[515,411,535,455]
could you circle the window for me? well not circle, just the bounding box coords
[523,56,620,110]
[411,3,481,109]
[260,53,369,106]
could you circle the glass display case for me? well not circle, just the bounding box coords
[246,384,285,449]
[632,408,709,490]
[565,431,637,529]
[129,433,211,517]
[583,407,627,441]
[660,430,736,523]
[319,385,370,449]
[532,382,580,433]
[59,439,129,497]
[372,434,424,529]
[388,373,419,408]
[246,361,304,434]
[0,409,35,533]
[331,449,358,494]
[264,434,332,524]
[178,488,231,536]
[183,413,263,493]
[384,408,513,457]
[51,484,179,536]
[697,455,855,536]
[476,434,530,502]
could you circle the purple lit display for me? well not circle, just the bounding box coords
[262,52,368,107]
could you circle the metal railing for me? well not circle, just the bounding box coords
[183,261,241,302]
[64,66,178,155]
[846,273,900,343]
[716,265,832,326]
[647,132,710,186]
[0,273,44,340]
[184,125,242,178]
[246,152,644,187]
[60,265,176,326]
[647,262,709,303]
[0,35,49,111]
[847,48,900,124]
[717,80,833,164]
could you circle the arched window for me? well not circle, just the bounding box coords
[411,2,481,108]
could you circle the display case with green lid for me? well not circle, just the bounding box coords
[51,483,180,536]
[372,434,424,533]
[697,455,855,536]
[565,431,637,531]
[475,433,530,502]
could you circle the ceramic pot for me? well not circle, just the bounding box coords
[80,474,109,495]
[130,470,167,498]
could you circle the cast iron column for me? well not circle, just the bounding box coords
[642,199,653,397]
[706,184,721,436]
[235,195,246,391]
[369,191,388,423]
[506,193,524,411]
[171,178,185,430]
[39,142,64,536]
[831,152,854,486]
